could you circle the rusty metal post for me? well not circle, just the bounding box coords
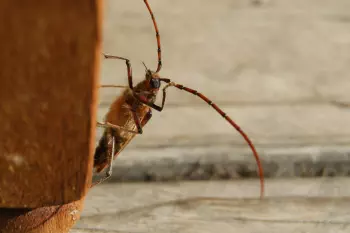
[0,0,102,232]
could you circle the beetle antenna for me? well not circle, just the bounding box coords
[142,61,148,71]
[143,0,162,72]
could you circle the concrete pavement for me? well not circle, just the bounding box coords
[72,178,350,233]
[93,0,350,181]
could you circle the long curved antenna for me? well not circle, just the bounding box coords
[143,0,162,72]
[164,82,265,198]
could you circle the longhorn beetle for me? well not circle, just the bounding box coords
[93,0,265,198]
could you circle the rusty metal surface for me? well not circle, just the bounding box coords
[0,0,102,208]
[0,198,84,233]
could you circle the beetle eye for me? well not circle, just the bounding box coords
[150,78,160,88]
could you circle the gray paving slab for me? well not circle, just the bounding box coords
[71,178,350,233]
[94,104,350,181]
[99,0,350,105]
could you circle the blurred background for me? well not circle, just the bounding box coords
[95,0,350,182]
[77,0,350,232]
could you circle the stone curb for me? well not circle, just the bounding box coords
[92,146,350,183]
